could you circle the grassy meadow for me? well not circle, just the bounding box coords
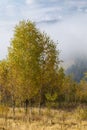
[0,106,87,130]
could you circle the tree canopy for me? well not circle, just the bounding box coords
[0,20,87,114]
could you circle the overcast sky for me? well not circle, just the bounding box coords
[0,0,87,66]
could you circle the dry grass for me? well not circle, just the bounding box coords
[0,107,87,130]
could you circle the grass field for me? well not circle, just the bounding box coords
[0,107,87,130]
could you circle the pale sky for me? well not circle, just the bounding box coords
[0,0,87,65]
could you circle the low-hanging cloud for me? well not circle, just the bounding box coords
[38,13,87,67]
[0,0,87,64]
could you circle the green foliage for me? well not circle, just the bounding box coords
[1,19,87,113]
[45,92,58,109]
[76,80,87,103]
[6,20,60,111]
[45,93,58,102]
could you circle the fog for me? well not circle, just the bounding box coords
[38,13,87,68]
[0,23,14,60]
[0,13,87,69]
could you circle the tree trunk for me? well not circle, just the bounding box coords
[12,100,15,120]
[25,99,29,115]
[38,89,42,115]
[29,100,32,122]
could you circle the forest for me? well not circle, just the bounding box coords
[0,20,87,130]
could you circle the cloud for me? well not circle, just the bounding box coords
[0,0,87,61]
[26,0,35,4]
[38,13,87,68]
[0,28,12,60]
[37,19,58,24]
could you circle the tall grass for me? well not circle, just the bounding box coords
[0,106,87,130]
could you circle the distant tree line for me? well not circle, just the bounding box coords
[66,57,87,82]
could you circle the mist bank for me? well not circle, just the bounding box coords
[1,13,87,66]
[65,56,87,82]
[38,13,87,68]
